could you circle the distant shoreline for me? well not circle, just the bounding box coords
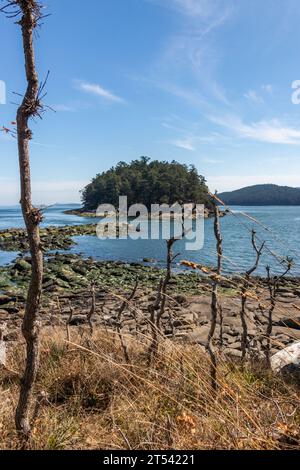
[64,208,229,219]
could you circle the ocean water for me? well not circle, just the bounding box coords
[1,204,300,276]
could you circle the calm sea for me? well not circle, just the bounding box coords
[0,204,300,276]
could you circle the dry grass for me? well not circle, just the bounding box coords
[0,327,299,450]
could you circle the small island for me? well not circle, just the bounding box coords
[65,157,227,218]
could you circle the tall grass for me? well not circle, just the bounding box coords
[0,328,299,450]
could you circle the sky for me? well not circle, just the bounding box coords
[1,0,300,205]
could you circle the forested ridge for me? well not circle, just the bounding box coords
[81,157,212,210]
[219,184,300,206]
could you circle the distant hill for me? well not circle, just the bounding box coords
[218,184,300,206]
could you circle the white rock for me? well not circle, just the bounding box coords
[0,341,6,367]
[0,323,7,367]
[271,341,300,373]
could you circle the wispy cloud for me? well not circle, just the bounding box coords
[148,0,233,105]
[262,84,274,94]
[208,114,300,145]
[203,157,223,164]
[244,85,274,104]
[161,114,226,151]
[151,0,230,23]
[244,89,264,104]
[76,81,125,104]
[169,138,196,151]
[52,104,76,112]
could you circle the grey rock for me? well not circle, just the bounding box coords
[223,348,243,359]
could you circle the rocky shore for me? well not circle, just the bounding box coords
[0,222,130,253]
[0,252,300,362]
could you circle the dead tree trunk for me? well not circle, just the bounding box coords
[87,283,96,334]
[1,0,46,439]
[116,279,139,363]
[240,230,264,361]
[265,259,292,367]
[147,238,178,366]
[206,203,223,394]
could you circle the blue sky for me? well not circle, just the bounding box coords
[1,0,300,204]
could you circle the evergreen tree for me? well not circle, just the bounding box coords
[81,157,212,210]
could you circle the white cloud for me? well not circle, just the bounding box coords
[244,89,264,104]
[77,81,125,104]
[208,114,300,145]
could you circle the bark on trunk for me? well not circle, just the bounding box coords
[14,0,44,439]
[206,203,222,394]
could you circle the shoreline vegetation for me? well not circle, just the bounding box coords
[63,207,229,219]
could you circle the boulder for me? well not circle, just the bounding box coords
[271,342,300,383]
[184,325,210,345]
[0,325,7,367]
[223,348,243,359]
[14,259,31,272]
[173,313,195,327]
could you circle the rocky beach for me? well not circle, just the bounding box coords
[1,244,300,363]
